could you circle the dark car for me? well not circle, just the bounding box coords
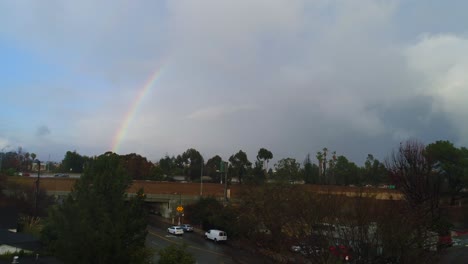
[329,244,352,261]
[180,224,194,232]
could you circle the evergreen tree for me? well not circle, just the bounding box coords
[42,152,150,263]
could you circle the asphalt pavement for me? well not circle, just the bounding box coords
[146,216,272,264]
[439,234,468,264]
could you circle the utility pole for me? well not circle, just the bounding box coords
[200,161,203,197]
[34,160,41,216]
[224,161,228,202]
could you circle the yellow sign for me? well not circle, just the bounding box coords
[176,206,184,213]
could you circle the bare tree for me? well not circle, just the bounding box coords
[386,140,441,221]
[385,140,443,252]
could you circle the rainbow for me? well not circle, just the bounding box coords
[111,66,164,153]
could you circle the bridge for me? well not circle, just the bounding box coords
[7,177,403,218]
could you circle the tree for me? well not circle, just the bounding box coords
[185,196,224,230]
[425,140,468,205]
[181,148,204,181]
[205,155,223,182]
[363,154,387,185]
[120,153,154,180]
[334,155,360,186]
[303,154,319,184]
[158,244,195,264]
[322,148,328,180]
[247,161,266,185]
[60,151,88,173]
[385,140,443,244]
[229,150,251,184]
[256,148,273,172]
[274,158,301,183]
[158,155,181,177]
[316,151,323,181]
[42,152,150,263]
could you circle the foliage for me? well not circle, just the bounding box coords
[425,140,468,204]
[246,161,266,185]
[185,196,223,230]
[334,155,360,186]
[386,140,442,224]
[3,181,53,217]
[41,152,150,264]
[185,197,241,237]
[237,184,319,250]
[256,148,273,170]
[60,150,90,173]
[18,215,42,237]
[362,154,387,185]
[158,244,195,264]
[273,158,301,182]
[205,155,222,182]
[229,150,251,184]
[302,154,319,184]
[184,148,204,181]
[157,155,179,177]
[120,153,154,180]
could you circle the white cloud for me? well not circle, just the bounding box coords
[406,34,468,145]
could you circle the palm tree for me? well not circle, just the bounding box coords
[322,148,328,181]
[31,153,36,171]
[316,151,323,179]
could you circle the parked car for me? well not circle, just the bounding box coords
[329,244,352,261]
[167,226,184,235]
[205,229,227,242]
[180,224,194,232]
[290,239,326,257]
[290,245,301,252]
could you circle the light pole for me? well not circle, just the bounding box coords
[175,193,182,225]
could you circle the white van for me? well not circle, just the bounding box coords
[204,229,227,242]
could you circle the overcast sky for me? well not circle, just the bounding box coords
[1,0,467,165]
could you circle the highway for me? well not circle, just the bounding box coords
[146,223,270,264]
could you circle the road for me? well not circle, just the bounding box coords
[146,224,271,264]
[439,234,468,264]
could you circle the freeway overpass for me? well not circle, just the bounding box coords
[7,177,403,218]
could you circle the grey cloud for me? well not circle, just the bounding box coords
[1,1,467,164]
[36,125,51,137]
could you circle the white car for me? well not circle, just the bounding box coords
[205,229,227,242]
[167,226,184,235]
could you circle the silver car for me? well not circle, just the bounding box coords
[181,224,194,232]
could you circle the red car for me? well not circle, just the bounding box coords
[329,245,352,261]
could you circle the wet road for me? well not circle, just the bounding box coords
[146,224,270,264]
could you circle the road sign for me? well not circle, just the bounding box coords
[176,206,184,213]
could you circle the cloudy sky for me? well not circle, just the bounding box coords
[1,0,467,165]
